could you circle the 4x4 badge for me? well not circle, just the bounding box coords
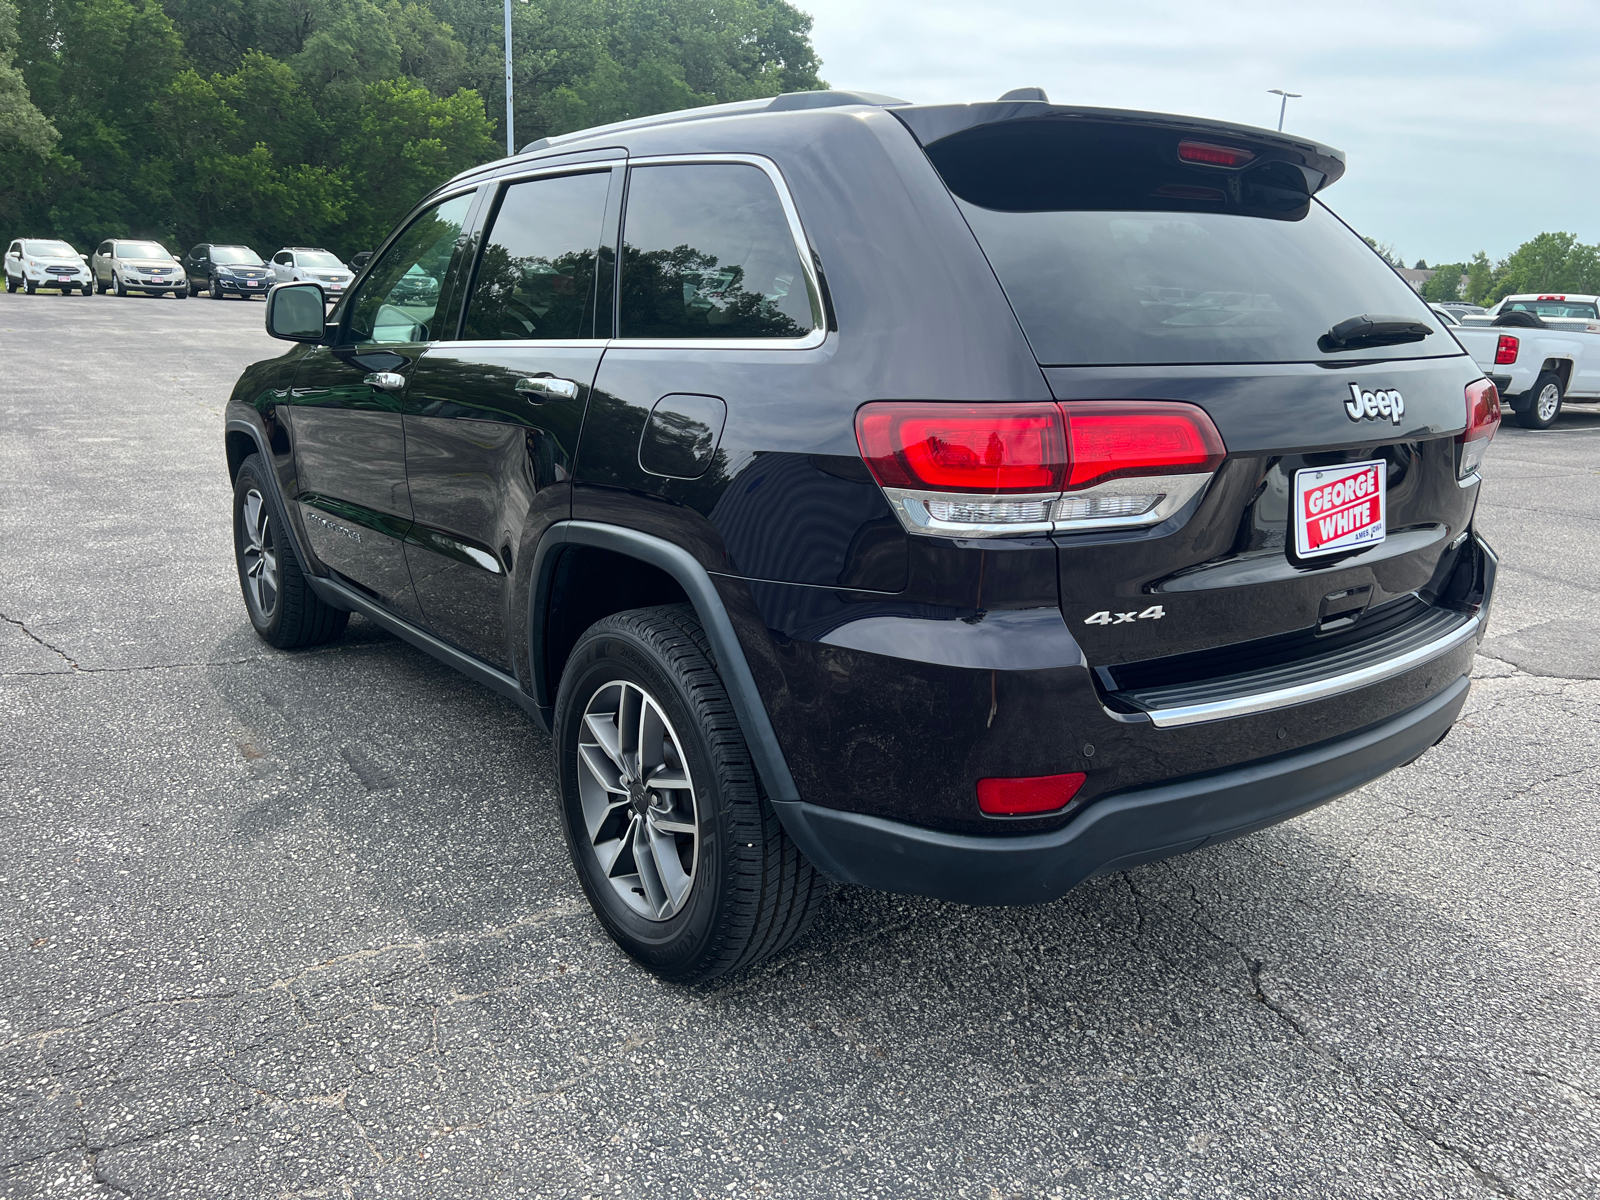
[1345,383,1405,425]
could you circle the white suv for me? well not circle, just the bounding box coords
[270,248,354,297]
[91,239,187,298]
[4,239,92,295]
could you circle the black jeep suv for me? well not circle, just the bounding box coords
[224,90,1500,981]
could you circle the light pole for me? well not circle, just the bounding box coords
[1268,89,1301,132]
[504,0,515,155]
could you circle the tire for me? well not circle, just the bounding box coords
[1518,371,1564,430]
[25,280,36,294]
[114,274,126,297]
[232,455,349,649]
[210,278,224,299]
[96,277,109,294]
[5,274,15,293]
[554,604,825,982]
[175,287,188,299]
[80,283,93,295]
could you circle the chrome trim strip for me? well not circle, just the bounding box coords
[1143,614,1481,728]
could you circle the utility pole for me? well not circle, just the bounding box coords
[504,0,515,156]
[1267,89,1301,132]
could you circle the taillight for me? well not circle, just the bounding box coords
[1494,335,1519,365]
[977,771,1086,817]
[855,401,1226,537]
[1177,140,1255,168]
[1459,379,1501,479]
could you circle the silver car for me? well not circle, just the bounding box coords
[4,238,93,294]
[270,247,354,298]
[91,239,188,298]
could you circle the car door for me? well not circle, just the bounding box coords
[184,246,207,291]
[93,242,112,285]
[5,241,21,284]
[401,166,618,673]
[282,190,479,623]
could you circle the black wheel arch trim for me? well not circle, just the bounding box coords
[528,521,802,804]
[225,416,322,579]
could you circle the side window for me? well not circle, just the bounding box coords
[346,192,474,346]
[618,163,818,340]
[98,242,112,257]
[275,252,291,266]
[460,170,610,341]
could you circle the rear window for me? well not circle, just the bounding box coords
[928,119,1449,366]
[1503,299,1598,319]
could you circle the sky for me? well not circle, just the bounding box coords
[799,0,1600,267]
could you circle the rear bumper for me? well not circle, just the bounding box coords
[772,672,1469,905]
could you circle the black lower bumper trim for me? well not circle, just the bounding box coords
[772,674,1470,906]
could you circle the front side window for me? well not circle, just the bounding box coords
[618,163,818,340]
[461,170,610,341]
[98,242,112,257]
[346,192,474,346]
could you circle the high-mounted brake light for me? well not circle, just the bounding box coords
[1536,295,1565,301]
[855,401,1227,537]
[1494,335,1519,365]
[1458,379,1501,479]
[1177,140,1255,168]
[977,771,1086,817]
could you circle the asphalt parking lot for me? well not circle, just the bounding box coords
[2,288,1598,1200]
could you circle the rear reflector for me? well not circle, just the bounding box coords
[856,401,1226,537]
[977,771,1087,816]
[1177,140,1255,168]
[1459,379,1501,478]
[1494,334,1519,365]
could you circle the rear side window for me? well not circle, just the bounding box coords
[928,119,1447,366]
[462,170,611,341]
[619,163,818,340]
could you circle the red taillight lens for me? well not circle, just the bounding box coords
[1061,401,1227,490]
[1494,334,1519,365]
[1459,379,1501,478]
[1464,379,1501,441]
[1177,140,1255,168]
[855,403,1067,493]
[977,771,1087,816]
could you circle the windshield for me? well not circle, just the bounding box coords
[23,240,76,258]
[1503,299,1598,319]
[297,251,343,269]
[959,202,1449,366]
[116,241,170,259]
[211,246,263,265]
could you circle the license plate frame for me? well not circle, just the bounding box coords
[1294,459,1386,559]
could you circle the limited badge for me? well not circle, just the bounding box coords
[1294,459,1386,559]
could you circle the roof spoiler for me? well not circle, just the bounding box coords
[893,102,1346,192]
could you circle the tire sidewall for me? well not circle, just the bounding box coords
[554,624,733,977]
[1520,373,1563,429]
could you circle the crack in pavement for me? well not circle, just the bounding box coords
[1,900,587,1053]
[1121,873,1524,1199]
[1,610,80,670]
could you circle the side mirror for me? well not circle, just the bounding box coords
[266,282,327,342]
[79,254,88,262]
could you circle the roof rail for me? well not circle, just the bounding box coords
[518,90,910,155]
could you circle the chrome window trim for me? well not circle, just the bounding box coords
[1142,613,1480,728]
[610,152,828,352]
[441,339,612,351]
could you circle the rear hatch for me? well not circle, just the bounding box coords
[895,104,1489,699]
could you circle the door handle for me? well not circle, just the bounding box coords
[364,371,406,392]
[514,376,580,400]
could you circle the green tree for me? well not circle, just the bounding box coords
[1421,263,1464,302]
[0,0,57,225]
[1486,231,1600,303]
[1362,236,1403,268]
[1464,251,1494,305]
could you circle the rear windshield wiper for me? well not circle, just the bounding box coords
[1318,314,1433,353]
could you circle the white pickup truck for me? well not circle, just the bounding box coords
[1448,293,1600,428]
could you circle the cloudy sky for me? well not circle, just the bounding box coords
[800,0,1600,266]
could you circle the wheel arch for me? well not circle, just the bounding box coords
[529,522,800,804]
[1538,358,1573,390]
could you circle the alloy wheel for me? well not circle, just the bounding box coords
[1537,383,1561,422]
[240,489,279,620]
[576,680,700,921]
